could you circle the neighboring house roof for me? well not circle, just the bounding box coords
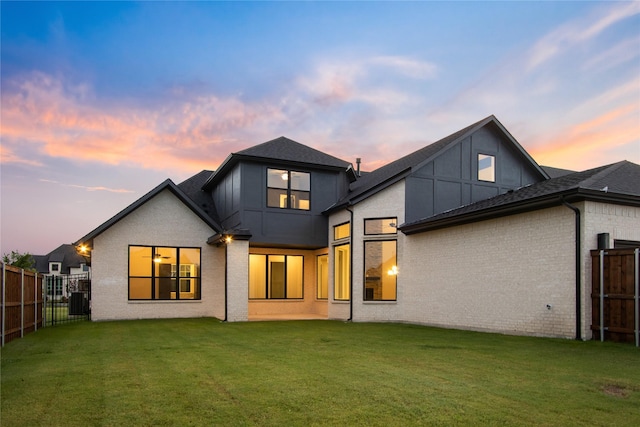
[34,244,88,274]
[325,115,548,212]
[202,136,353,191]
[400,160,640,234]
[178,170,221,224]
[541,165,576,179]
[74,179,222,247]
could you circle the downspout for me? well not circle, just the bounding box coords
[561,198,582,341]
[346,206,354,321]
[224,242,228,322]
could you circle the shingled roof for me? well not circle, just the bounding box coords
[202,137,352,191]
[325,115,547,212]
[400,160,640,234]
[178,170,220,224]
[34,244,88,274]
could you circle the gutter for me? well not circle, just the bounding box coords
[561,198,582,341]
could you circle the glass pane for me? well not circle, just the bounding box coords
[291,190,310,210]
[334,244,350,300]
[290,171,310,191]
[317,255,328,299]
[364,218,397,235]
[155,277,177,299]
[267,169,289,189]
[267,188,288,208]
[180,248,200,274]
[129,278,152,299]
[129,246,152,276]
[478,154,495,182]
[269,255,286,298]
[249,255,267,299]
[154,247,177,276]
[286,256,303,299]
[364,241,397,301]
[334,223,350,240]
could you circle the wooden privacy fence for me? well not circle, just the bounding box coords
[1,262,44,346]
[591,248,639,346]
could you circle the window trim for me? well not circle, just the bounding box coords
[363,239,397,302]
[266,168,311,210]
[333,221,351,241]
[333,243,351,301]
[477,153,496,183]
[128,245,202,301]
[316,254,329,300]
[364,217,398,235]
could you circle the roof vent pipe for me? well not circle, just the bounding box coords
[356,158,361,176]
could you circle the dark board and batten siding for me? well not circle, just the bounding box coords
[405,125,543,224]
[212,161,347,248]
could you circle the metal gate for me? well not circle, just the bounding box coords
[44,272,91,326]
[591,248,639,346]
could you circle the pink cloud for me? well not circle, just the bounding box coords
[529,103,640,169]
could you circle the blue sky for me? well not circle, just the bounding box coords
[2,1,639,255]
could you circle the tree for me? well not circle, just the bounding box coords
[2,250,36,271]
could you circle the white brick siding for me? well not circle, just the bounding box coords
[91,189,225,321]
[401,205,577,338]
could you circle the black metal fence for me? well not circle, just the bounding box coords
[44,273,91,326]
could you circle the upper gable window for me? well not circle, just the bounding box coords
[478,154,495,182]
[267,168,310,210]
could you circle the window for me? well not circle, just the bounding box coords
[334,244,350,300]
[317,255,328,299]
[267,168,310,210]
[46,276,63,296]
[334,222,351,240]
[50,263,60,272]
[128,246,201,300]
[478,154,495,182]
[364,218,397,235]
[249,254,303,299]
[364,241,397,301]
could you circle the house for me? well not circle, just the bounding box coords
[75,115,640,339]
[34,244,91,300]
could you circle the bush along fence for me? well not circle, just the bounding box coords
[1,262,43,346]
[1,263,91,346]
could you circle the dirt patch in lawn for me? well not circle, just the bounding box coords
[601,384,631,398]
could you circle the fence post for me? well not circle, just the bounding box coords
[635,248,639,348]
[2,262,5,347]
[34,272,38,332]
[21,268,25,338]
[599,250,605,342]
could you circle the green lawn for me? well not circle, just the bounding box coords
[2,319,639,426]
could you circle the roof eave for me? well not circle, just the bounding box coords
[399,189,640,235]
[75,179,222,247]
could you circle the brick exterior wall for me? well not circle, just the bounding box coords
[225,239,249,321]
[91,189,225,321]
[400,205,578,338]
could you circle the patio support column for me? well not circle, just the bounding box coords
[225,239,249,322]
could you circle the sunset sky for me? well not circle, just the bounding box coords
[2,1,639,256]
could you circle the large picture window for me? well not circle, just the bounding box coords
[129,246,201,300]
[249,254,304,299]
[267,168,310,210]
[364,240,397,301]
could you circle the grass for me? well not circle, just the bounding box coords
[1,319,639,426]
